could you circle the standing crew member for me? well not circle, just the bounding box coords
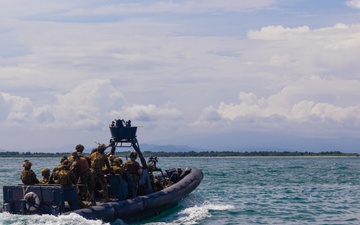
[124,151,142,195]
[71,144,96,206]
[49,156,68,184]
[57,160,77,186]
[112,157,124,176]
[90,143,112,202]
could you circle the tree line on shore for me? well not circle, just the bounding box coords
[0,150,358,158]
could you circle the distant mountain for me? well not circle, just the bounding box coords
[139,143,203,152]
[156,131,360,153]
[2,131,359,153]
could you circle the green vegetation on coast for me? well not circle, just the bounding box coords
[0,150,358,158]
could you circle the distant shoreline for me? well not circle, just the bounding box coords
[0,150,358,158]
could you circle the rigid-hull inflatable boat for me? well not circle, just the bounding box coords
[1,119,204,223]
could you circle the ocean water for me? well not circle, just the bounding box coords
[1,156,360,224]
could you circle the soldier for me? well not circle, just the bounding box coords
[112,157,124,176]
[57,160,77,186]
[20,160,39,185]
[90,143,112,202]
[147,163,163,192]
[39,168,51,184]
[70,144,90,163]
[108,154,116,167]
[49,156,69,184]
[71,144,96,206]
[57,159,85,209]
[124,151,142,195]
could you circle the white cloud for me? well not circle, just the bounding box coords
[51,80,119,129]
[0,79,126,129]
[194,77,360,137]
[248,25,311,40]
[346,0,360,9]
[0,92,34,124]
[58,0,275,17]
[120,102,183,122]
[1,1,360,151]
[0,79,185,133]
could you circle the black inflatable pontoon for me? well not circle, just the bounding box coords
[1,119,204,223]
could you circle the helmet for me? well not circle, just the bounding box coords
[41,168,50,176]
[75,144,84,152]
[71,151,78,158]
[62,160,70,167]
[98,143,106,151]
[60,156,68,163]
[22,160,32,168]
[114,157,123,165]
[129,151,137,159]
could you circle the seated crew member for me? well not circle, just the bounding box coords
[39,168,51,184]
[21,160,39,185]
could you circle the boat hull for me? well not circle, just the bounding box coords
[68,167,203,222]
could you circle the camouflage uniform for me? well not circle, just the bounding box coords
[90,144,112,201]
[57,160,77,186]
[147,164,163,192]
[39,168,51,184]
[50,156,68,184]
[108,154,116,167]
[20,160,39,185]
[71,148,96,205]
[124,152,142,195]
[112,158,124,176]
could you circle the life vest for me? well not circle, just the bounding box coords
[52,165,62,181]
[91,152,103,170]
[125,160,140,175]
[76,156,90,174]
[58,169,71,185]
[112,165,124,176]
[21,170,32,184]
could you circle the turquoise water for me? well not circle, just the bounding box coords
[1,157,360,224]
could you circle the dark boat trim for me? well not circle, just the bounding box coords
[67,167,203,223]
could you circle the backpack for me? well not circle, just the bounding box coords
[76,156,90,174]
[21,170,32,184]
[91,152,102,170]
[58,169,70,185]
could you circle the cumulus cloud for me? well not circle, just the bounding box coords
[346,0,360,9]
[248,23,360,42]
[51,79,126,129]
[248,25,311,40]
[0,92,34,124]
[120,102,183,122]
[2,1,360,151]
[0,79,185,133]
[0,79,126,129]
[194,78,360,137]
[243,23,360,82]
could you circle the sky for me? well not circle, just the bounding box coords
[1,0,360,153]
